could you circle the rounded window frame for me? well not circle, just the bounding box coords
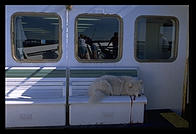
[134,15,179,63]
[74,13,123,63]
[11,12,62,63]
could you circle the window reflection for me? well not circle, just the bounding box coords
[135,16,178,61]
[76,15,122,61]
[12,14,61,61]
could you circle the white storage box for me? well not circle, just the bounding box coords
[6,100,66,128]
[69,96,147,125]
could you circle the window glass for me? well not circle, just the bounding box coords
[11,13,62,62]
[75,14,122,62]
[135,16,178,62]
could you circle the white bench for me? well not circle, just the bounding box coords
[5,67,66,128]
[69,67,147,125]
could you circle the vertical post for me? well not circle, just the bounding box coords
[182,25,189,118]
[65,5,72,126]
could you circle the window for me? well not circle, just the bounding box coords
[135,16,179,62]
[11,13,62,62]
[75,14,123,62]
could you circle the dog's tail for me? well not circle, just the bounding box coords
[88,79,112,103]
[88,89,105,103]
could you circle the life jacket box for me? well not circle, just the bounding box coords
[6,101,66,128]
[69,95,147,125]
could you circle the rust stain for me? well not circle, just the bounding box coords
[130,95,136,124]
[130,96,133,124]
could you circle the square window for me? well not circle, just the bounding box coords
[11,13,62,62]
[135,16,179,62]
[75,14,123,62]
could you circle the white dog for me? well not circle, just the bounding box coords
[88,75,143,103]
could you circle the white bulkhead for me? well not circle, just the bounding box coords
[6,5,189,115]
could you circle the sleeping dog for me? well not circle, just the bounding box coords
[88,75,143,103]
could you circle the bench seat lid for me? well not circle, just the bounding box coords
[5,98,66,104]
[69,95,147,104]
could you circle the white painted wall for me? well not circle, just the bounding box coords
[5,5,189,114]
